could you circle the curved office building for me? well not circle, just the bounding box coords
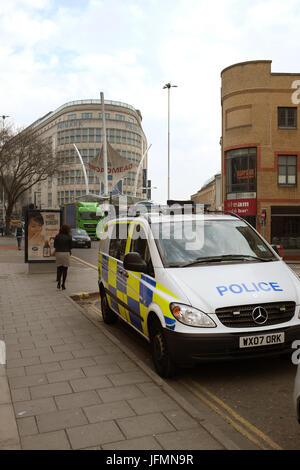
[28,98,149,209]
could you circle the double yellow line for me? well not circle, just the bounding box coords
[71,255,98,270]
[181,379,282,450]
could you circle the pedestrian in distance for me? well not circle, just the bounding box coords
[15,223,23,250]
[54,224,72,290]
[0,220,4,236]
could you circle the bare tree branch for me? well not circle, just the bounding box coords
[0,126,60,233]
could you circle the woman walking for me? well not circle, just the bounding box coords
[54,224,72,290]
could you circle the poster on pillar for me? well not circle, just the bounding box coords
[25,209,62,263]
[87,142,139,192]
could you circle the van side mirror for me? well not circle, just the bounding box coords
[124,252,148,273]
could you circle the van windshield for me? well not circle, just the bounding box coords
[152,219,277,267]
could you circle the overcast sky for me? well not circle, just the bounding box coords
[1,0,300,201]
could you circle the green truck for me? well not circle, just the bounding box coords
[64,201,105,239]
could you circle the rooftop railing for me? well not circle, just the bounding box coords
[32,99,139,129]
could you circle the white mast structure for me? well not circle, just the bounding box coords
[73,144,89,195]
[133,144,152,197]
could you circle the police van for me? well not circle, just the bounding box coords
[98,208,300,378]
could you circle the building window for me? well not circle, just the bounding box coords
[81,113,93,119]
[278,107,297,129]
[68,114,77,120]
[116,114,125,121]
[76,170,81,184]
[278,155,297,186]
[226,147,257,194]
[48,193,52,207]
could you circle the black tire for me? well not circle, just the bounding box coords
[100,288,118,324]
[149,318,176,378]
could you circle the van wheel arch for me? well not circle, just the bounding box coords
[147,312,163,336]
[99,282,105,297]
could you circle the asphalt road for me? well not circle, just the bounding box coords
[73,241,300,450]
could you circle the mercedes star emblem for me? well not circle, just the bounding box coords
[252,306,268,325]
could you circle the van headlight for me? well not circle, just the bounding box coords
[170,303,216,328]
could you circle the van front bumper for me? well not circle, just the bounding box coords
[163,325,300,367]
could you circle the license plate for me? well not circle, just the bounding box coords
[239,332,285,348]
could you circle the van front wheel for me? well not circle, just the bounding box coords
[149,318,176,378]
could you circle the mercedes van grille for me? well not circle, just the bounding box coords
[215,301,295,328]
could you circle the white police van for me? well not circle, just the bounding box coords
[98,208,300,378]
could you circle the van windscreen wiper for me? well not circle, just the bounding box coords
[180,254,275,267]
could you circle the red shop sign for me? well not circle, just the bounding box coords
[224,199,257,216]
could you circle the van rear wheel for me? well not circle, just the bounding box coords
[100,289,118,324]
[149,318,176,378]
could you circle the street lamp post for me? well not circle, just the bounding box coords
[163,83,177,200]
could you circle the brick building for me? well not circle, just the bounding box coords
[191,173,222,211]
[221,60,300,257]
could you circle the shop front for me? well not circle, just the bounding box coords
[271,206,300,258]
[225,147,257,228]
[224,198,257,228]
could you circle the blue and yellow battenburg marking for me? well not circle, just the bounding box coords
[98,251,178,337]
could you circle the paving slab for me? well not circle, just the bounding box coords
[21,430,71,450]
[117,412,176,439]
[102,436,163,451]
[66,420,125,449]
[155,428,224,450]
[83,400,136,423]
[55,390,101,410]
[36,408,88,433]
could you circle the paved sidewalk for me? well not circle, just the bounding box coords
[0,237,244,450]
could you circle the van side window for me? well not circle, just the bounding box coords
[109,223,128,261]
[130,225,154,277]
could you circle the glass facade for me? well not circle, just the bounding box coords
[31,100,147,209]
[226,147,257,194]
[57,128,141,147]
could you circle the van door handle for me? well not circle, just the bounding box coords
[117,268,129,278]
